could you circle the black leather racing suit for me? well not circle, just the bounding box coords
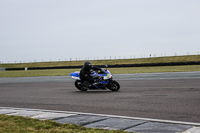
[80,66,101,83]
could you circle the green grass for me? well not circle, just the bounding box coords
[0,114,130,133]
[1,55,200,68]
[109,65,200,74]
[0,65,200,77]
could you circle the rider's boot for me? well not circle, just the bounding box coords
[92,82,102,86]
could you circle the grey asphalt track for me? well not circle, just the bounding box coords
[0,71,200,123]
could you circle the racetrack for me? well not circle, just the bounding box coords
[0,72,200,123]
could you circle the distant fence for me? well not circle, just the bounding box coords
[4,61,200,71]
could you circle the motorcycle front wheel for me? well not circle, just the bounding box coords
[107,80,120,91]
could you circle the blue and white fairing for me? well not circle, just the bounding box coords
[70,71,80,80]
[70,69,112,80]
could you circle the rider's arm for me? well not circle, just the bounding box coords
[83,73,95,83]
[92,66,101,70]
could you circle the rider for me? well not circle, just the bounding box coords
[80,61,102,85]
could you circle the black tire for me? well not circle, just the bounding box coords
[75,80,87,91]
[107,80,120,91]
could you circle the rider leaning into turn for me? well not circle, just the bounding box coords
[80,61,102,85]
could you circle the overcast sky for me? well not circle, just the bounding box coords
[0,0,200,63]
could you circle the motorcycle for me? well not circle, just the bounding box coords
[70,65,120,91]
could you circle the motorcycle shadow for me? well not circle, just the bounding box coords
[74,90,120,93]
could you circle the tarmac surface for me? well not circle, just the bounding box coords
[0,71,200,132]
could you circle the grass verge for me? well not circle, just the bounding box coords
[0,114,129,133]
[0,65,200,77]
[1,55,200,68]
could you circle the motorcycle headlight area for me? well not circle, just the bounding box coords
[103,74,112,80]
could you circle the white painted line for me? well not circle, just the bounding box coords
[182,127,200,133]
[31,112,76,120]
[1,107,200,126]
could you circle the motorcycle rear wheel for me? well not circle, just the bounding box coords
[107,80,120,91]
[75,80,87,91]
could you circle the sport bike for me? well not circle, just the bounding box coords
[70,67,120,91]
